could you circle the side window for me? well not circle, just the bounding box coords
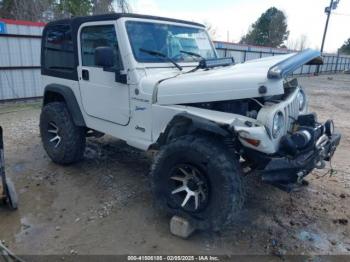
[80,25,123,69]
[44,25,74,72]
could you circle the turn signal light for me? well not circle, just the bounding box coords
[242,138,261,147]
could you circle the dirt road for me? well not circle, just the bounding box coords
[0,74,349,257]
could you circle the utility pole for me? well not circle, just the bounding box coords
[321,0,335,53]
[317,0,340,74]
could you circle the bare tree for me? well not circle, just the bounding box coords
[298,34,309,51]
[287,34,309,51]
[92,0,114,15]
[203,21,217,39]
[0,0,53,21]
[115,0,131,13]
[54,0,93,19]
[0,0,130,22]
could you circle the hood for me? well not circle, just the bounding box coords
[153,49,322,105]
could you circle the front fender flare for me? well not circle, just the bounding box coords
[155,112,231,148]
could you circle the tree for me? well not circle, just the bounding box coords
[92,0,114,15]
[54,0,93,19]
[297,34,309,51]
[339,38,350,55]
[115,0,131,13]
[240,7,289,48]
[0,0,54,21]
[287,34,309,51]
[0,0,13,19]
[203,21,217,39]
[0,0,129,22]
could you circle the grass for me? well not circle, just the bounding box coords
[0,100,42,115]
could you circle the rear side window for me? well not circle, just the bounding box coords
[43,25,75,73]
[80,25,122,69]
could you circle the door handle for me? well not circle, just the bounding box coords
[82,69,89,81]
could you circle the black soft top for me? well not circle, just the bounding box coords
[46,13,205,29]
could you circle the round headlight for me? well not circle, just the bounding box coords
[297,89,306,111]
[272,111,284,138]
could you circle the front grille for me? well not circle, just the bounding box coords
[283,92,300,133]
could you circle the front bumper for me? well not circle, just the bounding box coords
[245,119,341,192]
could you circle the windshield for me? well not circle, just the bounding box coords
[126,21,217,63]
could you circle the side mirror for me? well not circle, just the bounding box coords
[95,46,114,68]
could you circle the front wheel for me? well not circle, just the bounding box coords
[150,135,245,231]
[40,102,86,165]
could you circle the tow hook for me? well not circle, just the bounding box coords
[296,171,305,184]
[315,160,326,169]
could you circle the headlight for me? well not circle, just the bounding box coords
[297,89,306,111]
[272,111,284,138]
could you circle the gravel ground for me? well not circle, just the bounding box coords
[0,74,349,259]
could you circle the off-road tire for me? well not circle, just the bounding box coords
[150,135,245,231]
[40,102,86,165]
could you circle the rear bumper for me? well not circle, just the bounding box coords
[245,119,341,191]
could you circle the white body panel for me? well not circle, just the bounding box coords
[42,17,309,155]
[156,54,293,105]
[77,21,130,125]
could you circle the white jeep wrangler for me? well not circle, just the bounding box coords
[40,13,341,230]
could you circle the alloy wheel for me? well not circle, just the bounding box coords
[169,164,209,212]
[47,122,62,148]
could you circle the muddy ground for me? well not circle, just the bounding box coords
[0,74,349,258]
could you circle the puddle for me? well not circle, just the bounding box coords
[298,230,330,250]
[13,163,25,173]
[297,230,349,252]
[15,216,33,243]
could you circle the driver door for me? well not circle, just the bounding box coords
[78,22,129,125]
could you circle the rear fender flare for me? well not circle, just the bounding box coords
[43,84,86,127]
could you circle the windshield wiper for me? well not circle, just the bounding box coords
[139,48,183,71]
[179,50,205,74]
[180,50,204,60]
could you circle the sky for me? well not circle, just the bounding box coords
[124,0,350,53]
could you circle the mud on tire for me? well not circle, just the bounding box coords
[40,102,86,165]
[150,135,245,231]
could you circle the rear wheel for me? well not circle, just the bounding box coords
[40,102,86,165]
[151,135,245,231]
